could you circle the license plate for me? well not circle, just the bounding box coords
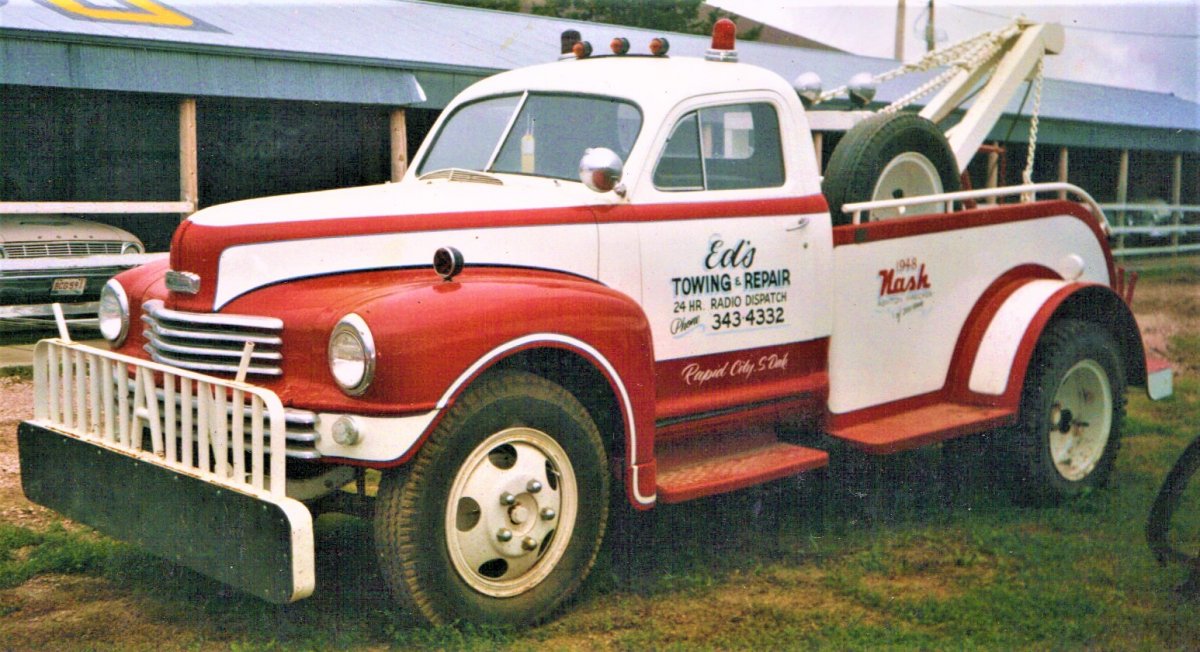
[51,278,87,295]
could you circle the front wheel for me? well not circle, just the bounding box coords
[1013,319,1126,503]
[374,370,609,626]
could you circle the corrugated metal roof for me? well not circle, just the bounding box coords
[1,0,1196,145]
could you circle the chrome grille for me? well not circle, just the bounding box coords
[142,300,284,377]
[3,241,125,258]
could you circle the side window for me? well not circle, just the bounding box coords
[652,113,703,190]
[653,102,785,191]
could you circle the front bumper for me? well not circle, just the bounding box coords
[17,338,314,603]
[19,421,313,603]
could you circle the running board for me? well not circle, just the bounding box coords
[828,402,1014,455]
[655,431,828,504]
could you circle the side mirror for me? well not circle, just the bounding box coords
[579,147,624,194]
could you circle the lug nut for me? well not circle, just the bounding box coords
[500,492,516,506]
[521,536,538,551]
[527,480,542,493]
[497,528,513,542]
[540,507,556,521]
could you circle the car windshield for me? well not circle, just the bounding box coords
[418,93,642,181]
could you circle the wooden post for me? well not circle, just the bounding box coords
[812,132,823,175]
[390,109,408,182]
[1056,146,1068,200]
[1171,153,1183,255]
[179,98,198,218]
[985,148,999,204]
[1116,149,1129,254]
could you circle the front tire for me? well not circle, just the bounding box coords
[374,370,609,626]
[1013,319,1126,503]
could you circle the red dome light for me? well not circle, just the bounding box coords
[611,37,630,55]
[711,17,736,51]
[649,36,670,56]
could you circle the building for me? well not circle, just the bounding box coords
[1,0,1196,254]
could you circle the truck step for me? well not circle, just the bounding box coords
[828,402,1014,455]
[655,431,828,504]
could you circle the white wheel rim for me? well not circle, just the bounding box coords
[869,152,945,221]
[445,427,578,598]
[1048,359,1113,482]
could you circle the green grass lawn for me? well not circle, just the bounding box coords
[3,377,1197,650]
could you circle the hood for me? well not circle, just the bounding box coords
[0,214,141,245]
[169,175,608,312]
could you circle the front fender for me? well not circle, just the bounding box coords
[339,267,659,505]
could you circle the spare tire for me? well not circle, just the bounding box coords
[822,112,961,226]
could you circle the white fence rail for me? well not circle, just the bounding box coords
[31,339,289,497]
[1103,203,1200,258]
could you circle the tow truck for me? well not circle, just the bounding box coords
[18,19,1172,625]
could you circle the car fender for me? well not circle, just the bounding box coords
[327,267,659,507]
[954,278,1145,409]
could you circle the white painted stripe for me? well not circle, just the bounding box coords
[215,223,598,309]
[968,280,1068,395]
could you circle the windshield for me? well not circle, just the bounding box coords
[418,93,642,181]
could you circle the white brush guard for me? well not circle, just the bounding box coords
[19,339,315,603]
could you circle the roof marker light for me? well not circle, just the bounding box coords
[611,37,630,55]
[649,36,670,57]
[706,17,737,62]
[573,40,593,59]
[560,29,581,58]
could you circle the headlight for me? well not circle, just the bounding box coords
[328,313,376,395]
[120,242,143,255]
[97,279,130,345]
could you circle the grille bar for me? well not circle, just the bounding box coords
[3,241,125,258]
[142,300,284,377]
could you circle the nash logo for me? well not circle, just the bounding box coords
[877,258,933,322]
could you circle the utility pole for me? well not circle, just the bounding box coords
[895,0,906,60]
[925,0,936,52]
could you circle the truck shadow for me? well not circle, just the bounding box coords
[108,430,1016,640]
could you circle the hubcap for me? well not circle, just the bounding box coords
[445,427,577,598]
[1048,359,1113,482]
[869,152,945,221]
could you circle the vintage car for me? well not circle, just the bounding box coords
[0,214,145,322]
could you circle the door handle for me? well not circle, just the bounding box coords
[786,217,810,232]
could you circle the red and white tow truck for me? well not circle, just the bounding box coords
[18,20,1173,625]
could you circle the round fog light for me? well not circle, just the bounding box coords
[331,416,361,447]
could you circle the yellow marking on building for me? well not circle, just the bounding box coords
[45,0,194,27]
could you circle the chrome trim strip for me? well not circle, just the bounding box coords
[143,300,283,330]
[145,347,284,377]
[141,320,283,346]
[144,331,283,361]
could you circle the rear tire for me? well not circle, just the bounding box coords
[373,370,609,626]
[822,112,960,225]
[1012,319,1126,504]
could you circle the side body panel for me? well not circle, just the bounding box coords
[828,201,1113,417]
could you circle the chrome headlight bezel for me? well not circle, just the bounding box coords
[120,241,143,255]
[97,279,130,346]
[328,313,376,396]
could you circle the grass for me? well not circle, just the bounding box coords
[6,389,1199,650]
[2,279,1199,649]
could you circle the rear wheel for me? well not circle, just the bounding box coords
[822,112,960,225]
[373,370,609,626]
[1013,319,1126,503]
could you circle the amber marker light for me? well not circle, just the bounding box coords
[610,37,630,55]
[573,40,593,58]
[649,36,670,56]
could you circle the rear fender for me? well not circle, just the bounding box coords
[958,280,1145,409]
